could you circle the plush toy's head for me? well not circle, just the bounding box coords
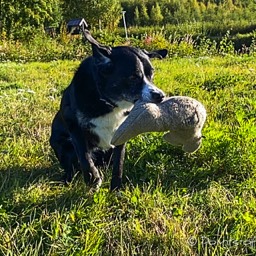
[111,96,207,153]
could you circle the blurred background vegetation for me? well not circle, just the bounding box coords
[0,0,255,61]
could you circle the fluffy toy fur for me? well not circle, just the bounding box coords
[111,96,207,153]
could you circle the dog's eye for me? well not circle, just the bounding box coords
[129,75,138,81]
[128,75,142,84]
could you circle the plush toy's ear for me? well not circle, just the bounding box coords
[82,29,112,67]
[143,49,168,59]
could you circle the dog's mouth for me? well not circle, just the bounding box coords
[141,90,165,104]
[151,92,165,103]
[122,89,165,105]
[133,96,164,105]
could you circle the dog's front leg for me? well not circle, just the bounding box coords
[68,125,102,188]
[111,144,126,191]
[84,151,102,188]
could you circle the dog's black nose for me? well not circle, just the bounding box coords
[151,91,164,103]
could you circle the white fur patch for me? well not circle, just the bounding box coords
[77,101,133,150]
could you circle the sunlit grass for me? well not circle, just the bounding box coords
[0,56,255,255]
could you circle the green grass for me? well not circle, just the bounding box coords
[0,56,256,255]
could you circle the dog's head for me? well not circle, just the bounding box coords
[83,30,167,104]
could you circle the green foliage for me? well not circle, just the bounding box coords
[140,3,150,26]
[218,30,235,55]
[150,3,164,26]
[0,0,62,40]
[61,0,122,30]
[120,0,256,30]
[0,55,256,255]
[134,7,140,26]
[250,31,256,55]
[1,28,256,63]
[0,0,255,43]
[0,33,91,62]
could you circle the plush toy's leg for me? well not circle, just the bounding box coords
[163,131,184,146]
[163,131,202,153]
[182,136,202,153]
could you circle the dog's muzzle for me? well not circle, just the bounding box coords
[142,82,165,103]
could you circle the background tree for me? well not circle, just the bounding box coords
[140,3,150,26]
[1,0,256,40]
[150,3,164,26]
[62,0,122,30]
[0,0,62,39]
[134,6,140,26]
[173,2,189,24]
[191,0,202,21]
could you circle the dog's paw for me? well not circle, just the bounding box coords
[95,177,103,187]
[88,177,103,193]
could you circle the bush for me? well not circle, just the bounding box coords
[1,27,256,63]
[0,32,90,63]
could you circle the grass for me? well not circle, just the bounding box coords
[0,55,255,255]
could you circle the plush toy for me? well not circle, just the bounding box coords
[111,96,207,153]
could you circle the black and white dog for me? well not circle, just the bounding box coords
[50,30,167,191]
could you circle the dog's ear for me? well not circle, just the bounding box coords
[82,29,112,65]
[143,49,168,59]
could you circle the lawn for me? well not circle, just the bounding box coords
[0,55,255,255]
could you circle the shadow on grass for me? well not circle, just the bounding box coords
[0,149,115,214]
[0,137,252,215]
[0,164,95,215]
[0,164,63,196]
[123,140,252,194]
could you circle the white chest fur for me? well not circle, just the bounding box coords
[77,101,133,150]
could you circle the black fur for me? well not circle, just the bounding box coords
[50,30,167,190]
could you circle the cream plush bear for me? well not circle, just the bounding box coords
[111,96,207,153]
